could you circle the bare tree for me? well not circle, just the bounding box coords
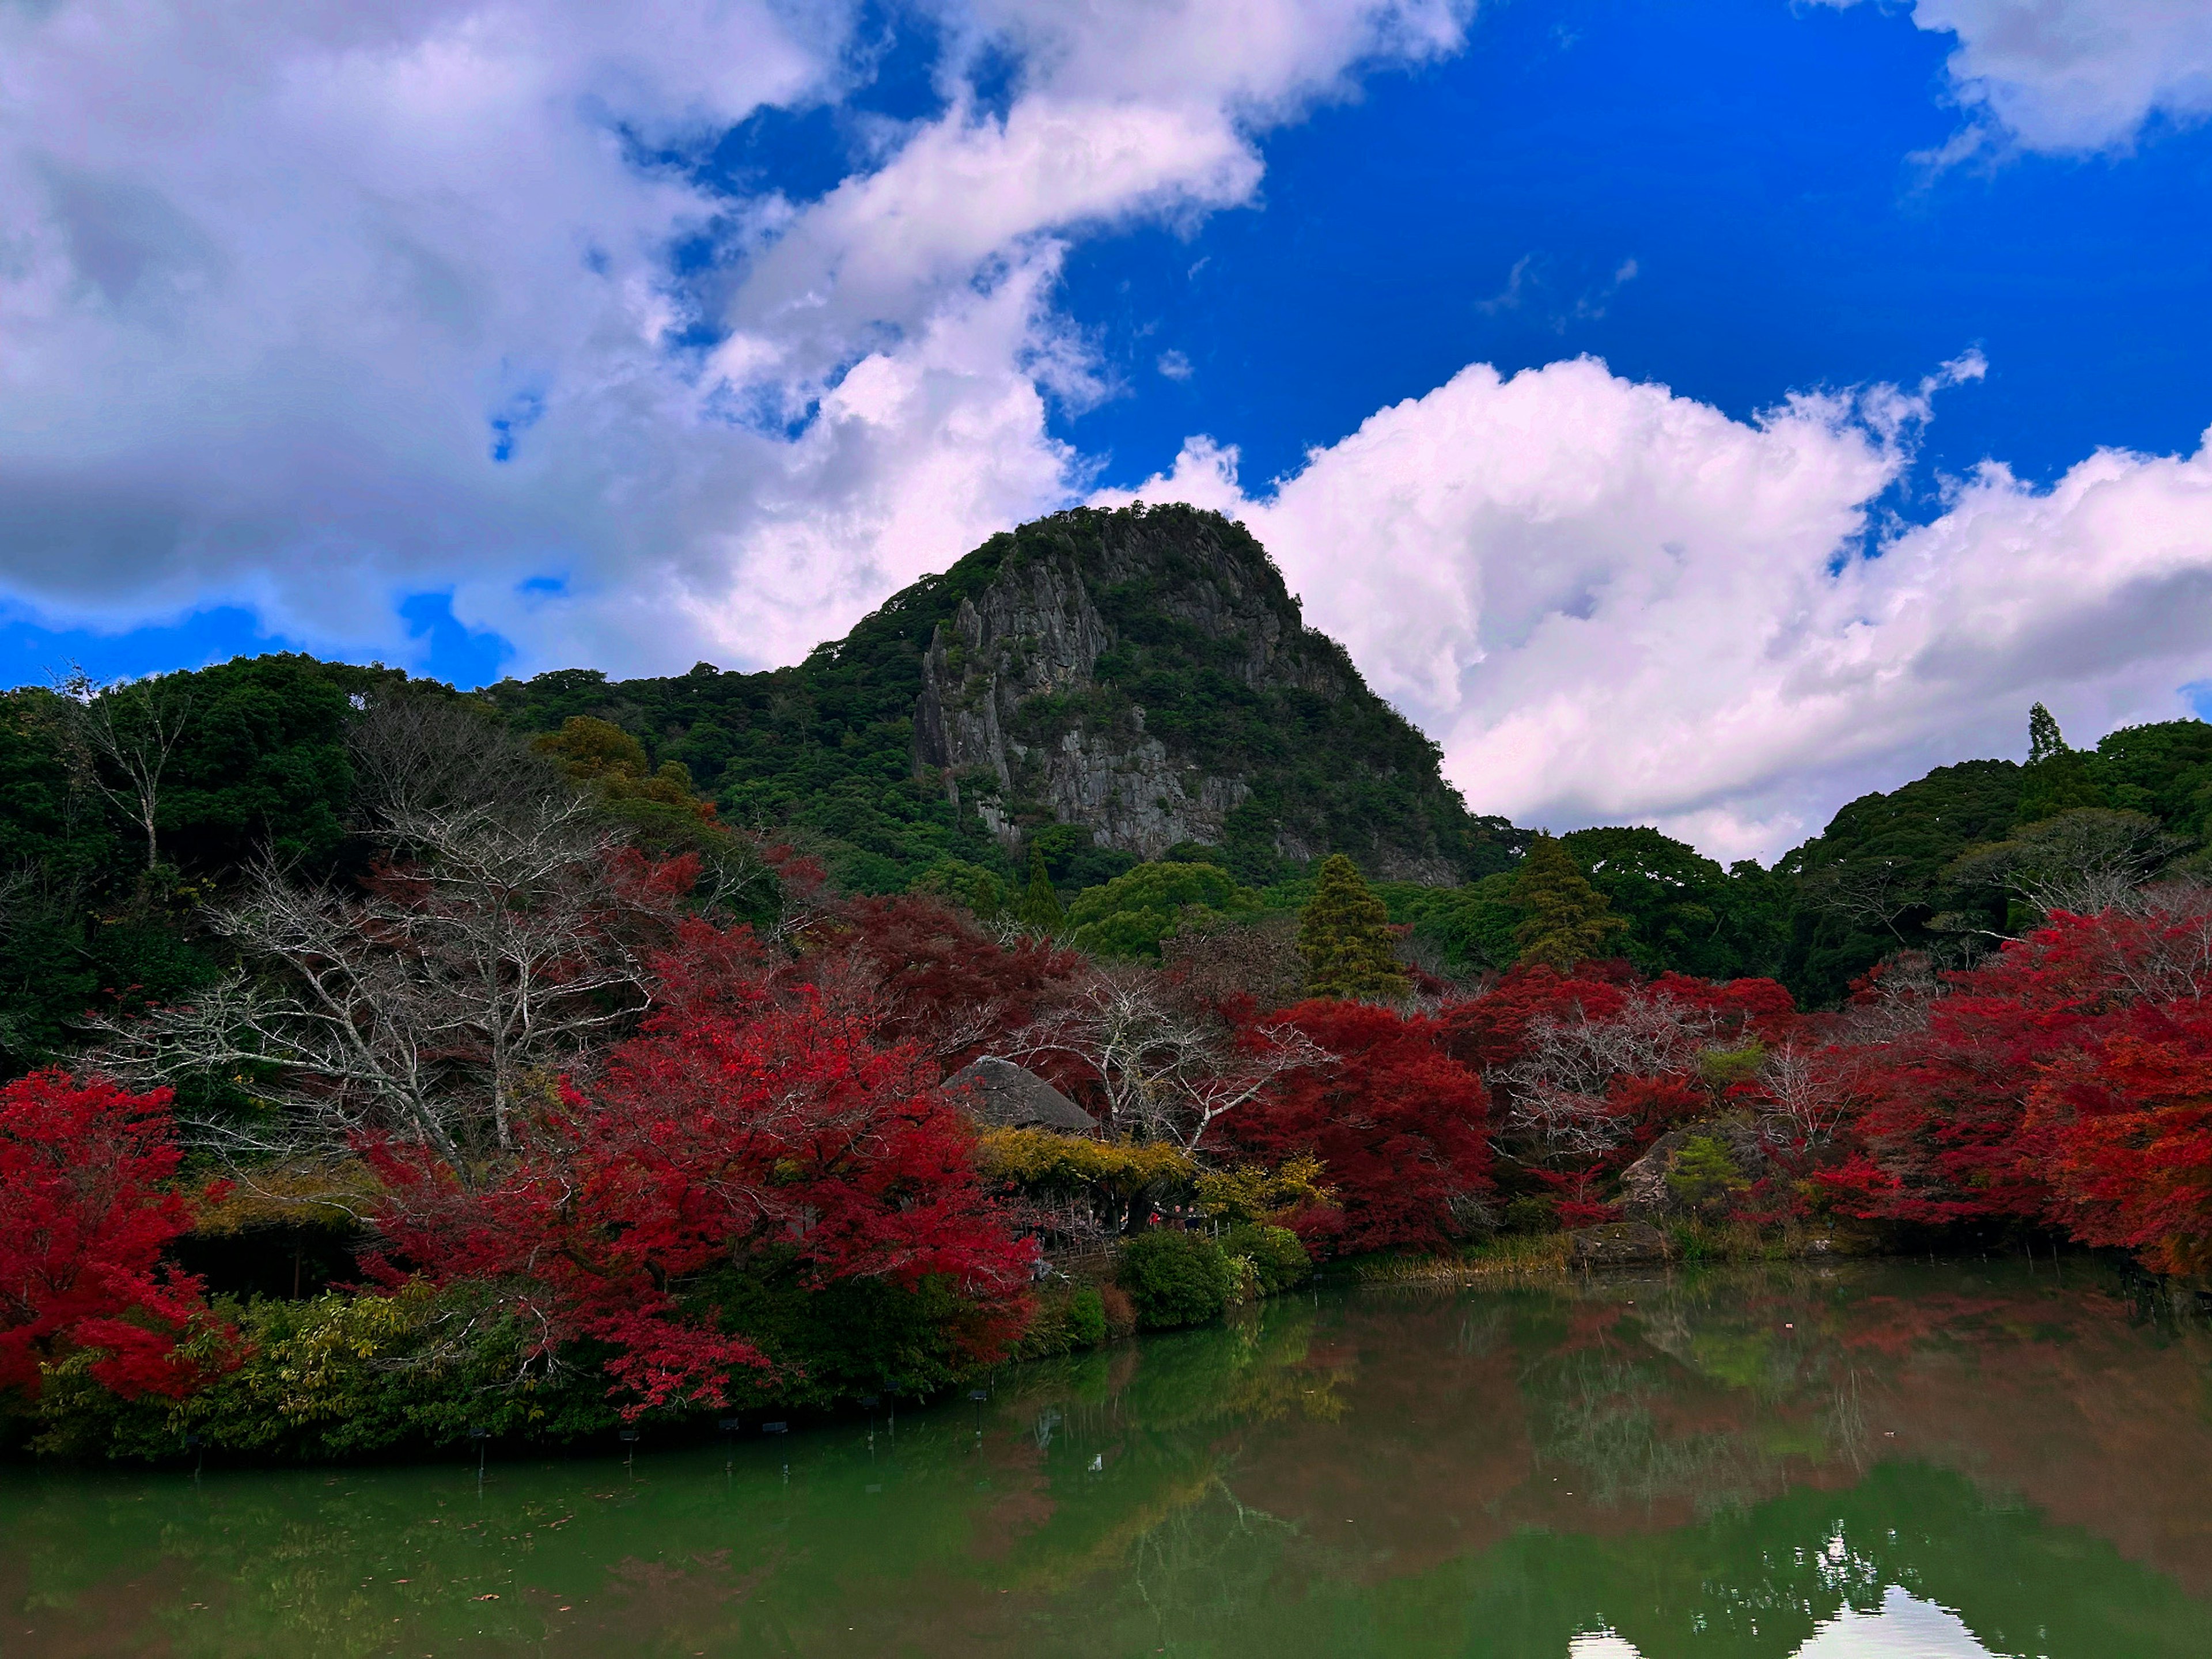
[1948,809,2186,923]
[1003,964,1328,1152]
[86,794,685,1184]
[1801,855,1921,944]
[1160,911,1307,1008]
[1491,990,1718,1166]
[53,666,194,872]
[2066,877,2212,1007]
[1827,949,1945,1045]
[346,686,565,825]
[1752,1041,1857,1148]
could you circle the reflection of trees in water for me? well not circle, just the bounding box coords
[1126,1479,1305,1652]
[1113,1300,1350,1434]
[1535,1349,1786,1516]
[14,1263,2212,1659]
[1526,1268,1876,1516]
[1455,1301,1511,1358]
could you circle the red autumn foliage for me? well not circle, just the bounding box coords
[804,893,1084,1066]
[1225,1000,1492,1256]
[1439,964,1632,1071]
[362,919,1035,1418]
[0,1071,227,1402]
[1818,913,2134,1226]
[2027,1007,2212,1275]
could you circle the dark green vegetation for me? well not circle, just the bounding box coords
[1776,704,2212,1004]
[0,654,411,1075]
[1113,1229,1235,1330]
[5,1263,2209,1658]
[482,505,1521,896]
[7,529,2212,1099]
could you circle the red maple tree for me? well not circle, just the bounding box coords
[0,1071,226,1402]
[363,919,1036,1417]
[1226,1000,1493,1255]
[2027,1006,2212,1275]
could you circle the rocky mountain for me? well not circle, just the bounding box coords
[487,505,1518,891]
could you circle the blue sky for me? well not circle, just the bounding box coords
[5,0,2211,855]
[1058,0,2211,498]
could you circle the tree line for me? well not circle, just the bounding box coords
[6,656,2212,1460]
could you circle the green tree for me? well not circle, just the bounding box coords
[1779,758,2022,1007]
[2028,702,2066,765]
[1512,834,1627,969]
[1015,844,1064,932]
[1064,860,1257,959]
[2017,703,2105,824]
[1296,854,1408,999]
[1560,825,1787,980]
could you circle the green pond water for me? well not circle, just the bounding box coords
[5,1259,2211,1658]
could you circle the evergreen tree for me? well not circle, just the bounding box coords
[2018,703,2105,823]
[1297,854,1408,999]
[1015,844,1064,933]
[1511,834,1627,969]
[2028,703,2067,766]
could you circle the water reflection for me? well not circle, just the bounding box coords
[2,1259,2207,1657]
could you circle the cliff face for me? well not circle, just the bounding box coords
[485,503,1515,892]
[908,506,1491,883]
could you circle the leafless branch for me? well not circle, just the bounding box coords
[1002,963,1328,1152]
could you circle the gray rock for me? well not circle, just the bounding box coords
[1569,1221,1674,1267]
[908,509,1467,881]
[1618,1119,1778,1218]
[944,1058,1097,1134]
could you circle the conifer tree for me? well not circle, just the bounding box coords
[1297,854,1408,999]
[1511,834,1627,969]
[1015,844,1064,933]
[2028,702,2067,766]
[2018,702,2104,823]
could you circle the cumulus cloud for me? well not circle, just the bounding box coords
[1820,0,2212,153]
[0,0,1472,673]
[1105,354,2212,861]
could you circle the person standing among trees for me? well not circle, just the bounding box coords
[1297,854,1409,999]
[1512,834,1627,969]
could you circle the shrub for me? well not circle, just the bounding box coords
[1504,1195,1559,1234]
[1013,1282,1109,1358]
[31,1283,619,1461]
[1115,1230,1230,1330]
[1064,1286,1109,1348]
[1220,1224,1311,1294]
[1097,1283,1138,1339]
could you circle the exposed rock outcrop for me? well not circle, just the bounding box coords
[1618,1119,1781,1219]
[910,505,1494,880]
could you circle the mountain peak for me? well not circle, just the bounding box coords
[488,504,1518,891]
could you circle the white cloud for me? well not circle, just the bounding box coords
[1158,350,1195,381]
[1819,0,2212,153]
[0,0,1473,675]
[1105,353,2212,861]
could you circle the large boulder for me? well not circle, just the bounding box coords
[944,1057,1097,1134]
[1618,1118,1777,1218]
[1569,1221,1673,1267]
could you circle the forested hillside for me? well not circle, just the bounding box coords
[7,506,2212,1084]
[14,509,2212,1461]
[482,504,1520,897]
